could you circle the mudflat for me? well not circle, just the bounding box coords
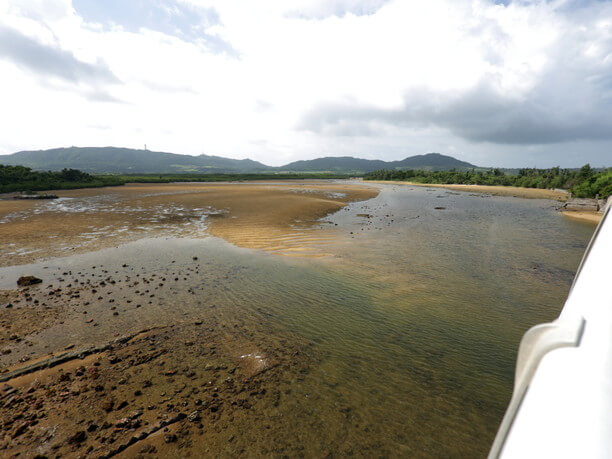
[0,181,379,266]
[0,181,381,457]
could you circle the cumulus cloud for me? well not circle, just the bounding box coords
[298,0,612,145]
[0,24,119,84]
[0,0,611,167]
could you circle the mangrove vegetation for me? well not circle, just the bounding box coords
[364,165,612,198]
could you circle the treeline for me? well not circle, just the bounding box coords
[364,165,612,198]
[0,165,123,193]
[113,172,348,183]
[0,165,349,193]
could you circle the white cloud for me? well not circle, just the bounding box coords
[0,0,610,167]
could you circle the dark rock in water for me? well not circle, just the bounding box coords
[117,400,129,410]
[140,444,157,454]
[102,399,114,412]
[12,422,29,438]
[67,431,87,444]
[17,276,42,286]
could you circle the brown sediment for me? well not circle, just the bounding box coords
[368,180,569,201]
[0,181,378,266]
[0,320,315,458]
[561,210,602,224]
[0,290,65,354]
[0,248,324,457]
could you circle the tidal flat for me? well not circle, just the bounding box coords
[0,181,595,457]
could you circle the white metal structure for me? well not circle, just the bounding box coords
[490,206,612,458]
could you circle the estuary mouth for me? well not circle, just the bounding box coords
[0,181,594,457]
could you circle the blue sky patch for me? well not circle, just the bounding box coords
[73,0,236,55]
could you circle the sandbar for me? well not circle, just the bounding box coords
[0,181,379,265]
[367,181,569,201]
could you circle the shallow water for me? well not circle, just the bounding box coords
[0,183,595,456]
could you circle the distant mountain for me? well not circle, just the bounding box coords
[390,153,475,170]
[281,156,389,173]
[0,147,273,174]
[282,153,476,173]
[0,148,477,174]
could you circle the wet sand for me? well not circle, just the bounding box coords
[1,293,313,458]
[0,182,380,457]
[0,182,378,266]
[367,180,570,201]
[560,210,602,224]
[0,242,320,457]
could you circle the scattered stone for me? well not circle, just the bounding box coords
[17,276,42,287]
[139,444,157,454]
[102,399,115,413]
[67,430,87,444]
[164,433,178,443]
[12,422,29,438]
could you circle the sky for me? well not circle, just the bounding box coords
[0,0,611,167]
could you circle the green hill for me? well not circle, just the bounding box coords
[281,156,388,173]
[0,148,477,174]
[0,147,273,174]
[390,153,476,171]
[282,153,476,173]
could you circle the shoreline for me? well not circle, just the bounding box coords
[365,180,570,201]
[560,210,603,225]
[366,180,602,225]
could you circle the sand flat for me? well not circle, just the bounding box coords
[0,181,378,265]
[368,180,570,201]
